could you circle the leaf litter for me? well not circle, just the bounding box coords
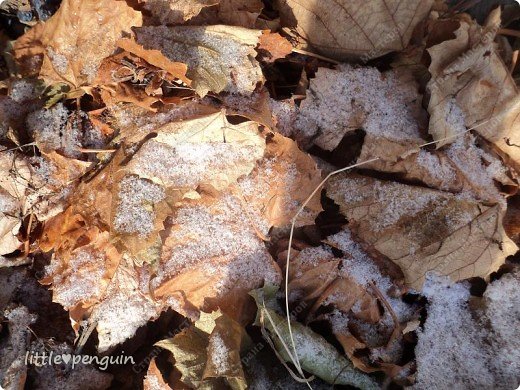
[1,0,520,389]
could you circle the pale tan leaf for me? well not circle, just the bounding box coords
[426,8,520,171]
[135,25,264,96]
[143,0,220,24]
[123,111,266,192]
[276,0,433,61]
[326,174,518,289]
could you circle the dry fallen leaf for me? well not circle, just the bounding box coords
[276,0,434,61]
[143,358,171,390]
[426,8,520,171]
[15,0,142,88]
[143,0,220,24]
[326,173,518,289]
[156,310,248,389]
[257,32,293,63]
[296,64,424,151]
[135,25,264,96]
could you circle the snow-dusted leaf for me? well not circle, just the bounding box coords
[124,111,266,192]
[18,0,142,88]
[296,65,423,151]
[415,273,520,389]
[151,193,281,314]
[250,286,379,389]
[276,0,433,61]
[236,132,322,230]
[326,174,518,289]
[156,310,247,389]
[135,25,264,96]
[426,8,520,170]
[285,229,415,376]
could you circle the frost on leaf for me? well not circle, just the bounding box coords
[236,132,322,230]
[276,0,433,61]
[296,65,423,152]
[39,109,333,349]
[152,194,281,314]
[426,8,520,170]
[124,111,266,192]
[326,174,518,290]
[135,25,264,96]
[156,310,247,389]
[15,0,142,88]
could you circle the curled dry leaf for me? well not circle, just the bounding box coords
[250,286,379,389]
[326,174,518,290]
[276,0,434,61]
[135,25,264,96]
[426,8,520,171]
[116,38,190,85]
[14,0,142,88]
[155,310,247,389]
[93,38,190,111]
[0,146,89,256]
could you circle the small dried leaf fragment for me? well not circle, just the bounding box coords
[135,25,264,96]
[326,174,518,289]
[20,0,142,88]
[257,32,293,62]
[276,0,433,61]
